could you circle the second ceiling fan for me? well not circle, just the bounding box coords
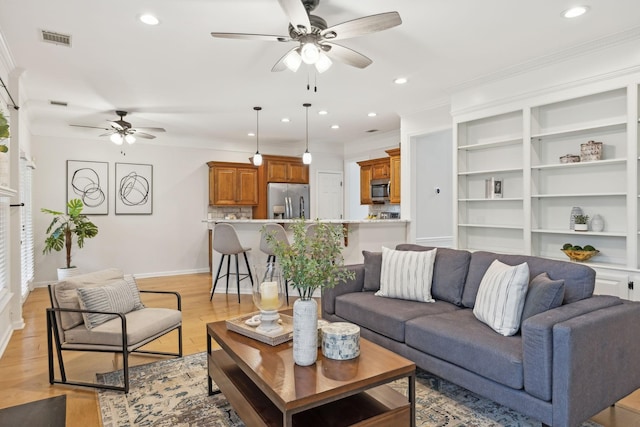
[211,0,402,73]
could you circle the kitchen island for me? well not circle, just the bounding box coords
[204,219,409,297]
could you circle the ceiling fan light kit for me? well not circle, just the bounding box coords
[211,0,402,73]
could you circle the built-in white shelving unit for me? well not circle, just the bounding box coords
[454,81,640,295]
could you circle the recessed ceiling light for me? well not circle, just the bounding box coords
[139,14,160,25]
[248,132,255,137]
[331,125,340,129]
[562,6,588,18]
[394,77,408,84]
[318,110,328,115]
[281,118,290,123]
[368,112,377,117]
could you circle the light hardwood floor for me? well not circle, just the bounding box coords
[0,273,638,426]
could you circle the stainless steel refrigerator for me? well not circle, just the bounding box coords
[267,183,310,219]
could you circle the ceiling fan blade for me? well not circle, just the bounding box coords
[320,12,402,41]
[134,127,166,133]
[211,32,290,42]
[70,124,110,131]
[323,43,372,69]
[134,132,156,139]
[277,0,311,34]
[98,131,116,137]
[271,47,299,72]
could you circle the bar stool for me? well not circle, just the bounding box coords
[211,223,253,303]
[260,223,290,305]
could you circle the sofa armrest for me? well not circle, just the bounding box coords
[321,264,364,317]
[139,289,182,311]
[522,295,622,402]
[552,300,640,427]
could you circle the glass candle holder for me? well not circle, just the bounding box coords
[252,262,286,335]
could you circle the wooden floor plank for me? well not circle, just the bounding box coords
[0,272,638,427]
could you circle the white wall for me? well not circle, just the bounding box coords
[414,129,453,246]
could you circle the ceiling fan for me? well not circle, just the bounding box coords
[211,0,402,73]
[70,110,166,145]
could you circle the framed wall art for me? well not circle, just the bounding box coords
[66,160,108,215]
[115,162,153,215]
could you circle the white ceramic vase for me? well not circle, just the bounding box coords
[293,298,318,366]
[591,214,604,232]
[57,266,80,280]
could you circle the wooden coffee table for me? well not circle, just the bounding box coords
[207,319,416,427]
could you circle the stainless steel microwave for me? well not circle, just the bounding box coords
[371,178,390,203]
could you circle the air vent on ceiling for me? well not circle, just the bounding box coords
[49,100,68,107]
[366,129,379,133]
[41,30,72,47]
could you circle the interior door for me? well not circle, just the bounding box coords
[317,171,343,219]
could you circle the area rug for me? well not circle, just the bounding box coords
[0,395,66,427]
[97,352,602,427]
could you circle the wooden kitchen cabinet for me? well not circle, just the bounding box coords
[359,165,373,205]
[266,158,309,183]
[386,148,401,204]
[207,161,258,206]
[371,160,390,180]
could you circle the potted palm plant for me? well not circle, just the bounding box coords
[266,218,354,366]
[42,198,99,279]
[0,110,9,187]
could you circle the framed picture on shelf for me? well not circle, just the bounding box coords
[66,160,108,215]
[115,162,153,215]
[485,177,503,199]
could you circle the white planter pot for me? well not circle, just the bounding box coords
[57,266,80,280]
[574,224,588,232]
[293,298,318,366]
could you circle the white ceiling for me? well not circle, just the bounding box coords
[1,0,639,151]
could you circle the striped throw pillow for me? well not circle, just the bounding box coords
[473,260,530,336]
[76,280,137,329]
[375,247,436,302]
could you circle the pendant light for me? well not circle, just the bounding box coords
[302,103,312,165]
[252,106,263,166]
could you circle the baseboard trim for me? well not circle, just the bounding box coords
[415,237,453,247]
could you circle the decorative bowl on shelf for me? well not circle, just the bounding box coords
[561,249,599,262]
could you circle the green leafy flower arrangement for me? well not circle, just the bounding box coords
[265,219,355,300]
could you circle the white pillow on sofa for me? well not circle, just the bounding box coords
[76,279,138,329]
[473,260,529,336]
[375,247,437,302]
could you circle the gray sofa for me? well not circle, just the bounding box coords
[321,244,640,427]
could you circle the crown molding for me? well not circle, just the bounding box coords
[449,25,640,96]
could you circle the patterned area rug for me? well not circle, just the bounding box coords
[97,352,602,427]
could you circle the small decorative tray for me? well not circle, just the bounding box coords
[561,249,599,262]
[226,312,293,346]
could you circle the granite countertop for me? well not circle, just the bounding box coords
[202,218,409,224]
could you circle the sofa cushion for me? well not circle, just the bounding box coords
[473,260,530,336]
[521,273,565,324]
[375,247,436,303]
[53,268,125,330]
[405,309,524,389]
[362,251,382,291]
[462,251,595,308]
[77,279,138,329]
[64,307,182,347]
[395,244,470,306]
[335,291,459,342]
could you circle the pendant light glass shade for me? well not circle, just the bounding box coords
[252,106,263,166]
[125,134,136,144]
[284,50,302,72]
[301,42,320,64]
[315,53,332,74]
[303,103,312,165]
[110,133,124,145]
